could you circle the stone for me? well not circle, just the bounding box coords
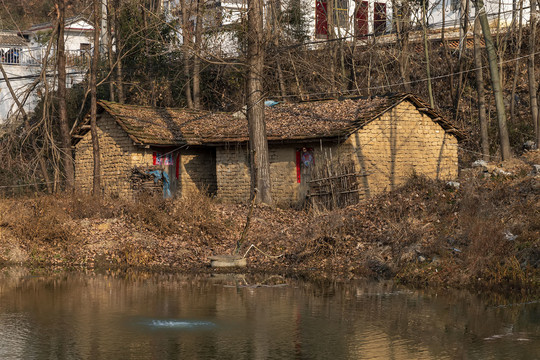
[493,168,512,177]
[209,255,247,268]
[446,181,460,189]
[472,159,489,168]
[523,140,537,151]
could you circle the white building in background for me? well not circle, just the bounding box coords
[163,0,531,57]
[0,16,93,123]
[22,16,94,52]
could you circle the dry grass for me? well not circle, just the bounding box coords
[0,195,78,246]
[0,163,537,293]
[294,171,539,291]
[121,189,221,239]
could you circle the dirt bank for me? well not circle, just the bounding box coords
[1,151,539,293]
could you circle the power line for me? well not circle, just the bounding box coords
[268,48,540,99]
[0,71,86,83]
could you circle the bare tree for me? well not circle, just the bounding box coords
[0,63,52,193]
[454,0,470,115]
[247,0,273,205]
[181,0,194,108]
[56,0,75,191]
[510,0,524,122]
[529,0,539,144]
[473,16,490,160]
[531,0,540,146]
[106,0,115,102]
[473,0,511,160]
[114,0,125,103]
[393,0,412,92]
[91,0,102,195]
[422,0,434,107]
[193,0,202,109]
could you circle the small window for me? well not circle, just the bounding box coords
[315,0,329,38]
[333,0,349,29]
[374,2,386,34]
[80,43,91,51]
[355,1,369,37]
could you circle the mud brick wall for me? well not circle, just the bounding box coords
[75,115,217,198]
[216,145,300,205]
[216,144,336,206]
[216,145,251,203]
[178,148,217,196]
[74,114,137,197]
[341,100,459,196]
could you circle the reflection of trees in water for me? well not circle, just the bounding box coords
[0,271,537,359]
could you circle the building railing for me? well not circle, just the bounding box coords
[0,47,90,67]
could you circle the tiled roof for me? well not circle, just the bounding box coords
[74,93,464,146]
[0,32,27,46]
[27,16,92,32]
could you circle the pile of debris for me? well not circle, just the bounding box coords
[130,166,163,196]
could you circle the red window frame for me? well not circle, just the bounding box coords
[355,1,369,37]
[315,0,328,38]
[374,2,386,34]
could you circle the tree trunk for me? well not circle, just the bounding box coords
[474,0,511,160]
[270,0,286,97]
[106,0,115,102]
[422,0,434,107]
[474,16,490,160]
[454,0,469,115]
[393,0,411,92]
[193,0,202,109]
[91,0,102,196]
[441,0,455,105]
[327,0,337,94]
[531,0,540,146]
[181,0,194,108]
[247,0,273,205]
[510,0,523,122]
[288,50,305,100]
[114,0,125,103]
[57,0,74,191]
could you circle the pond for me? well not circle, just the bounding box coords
[0,267,538,359]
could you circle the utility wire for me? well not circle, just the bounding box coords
[269,48,540,99]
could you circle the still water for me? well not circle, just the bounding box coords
[0,268,539,360]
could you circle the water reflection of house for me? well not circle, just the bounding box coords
[72,93,463,206]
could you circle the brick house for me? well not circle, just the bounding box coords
[72,94,463,206]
